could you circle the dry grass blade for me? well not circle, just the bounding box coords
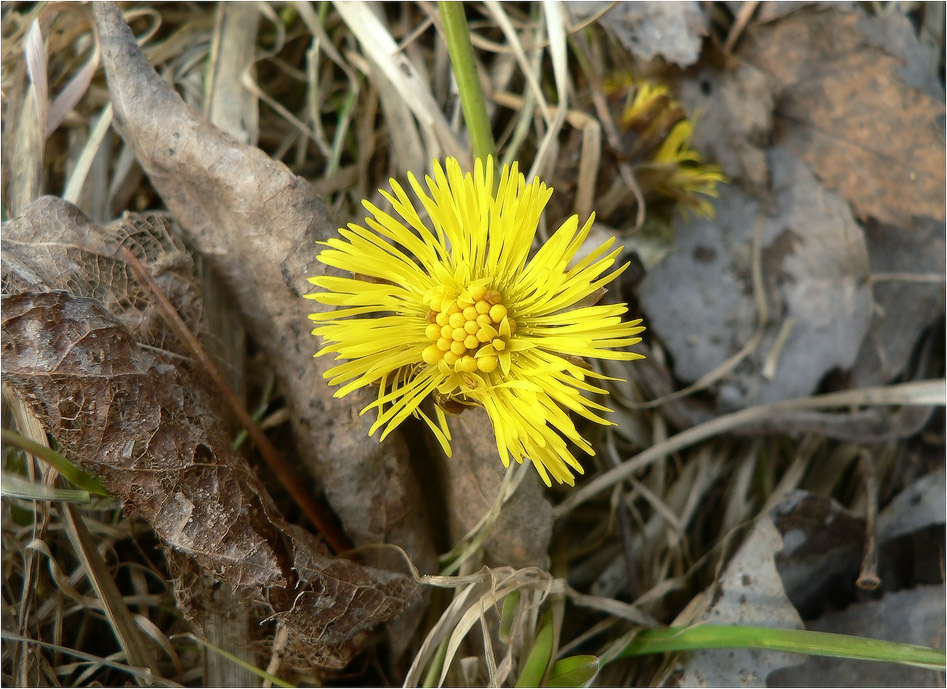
[62,104,113,204]
[557,380,947,518]
[484,0,552,123]
[856,450,881,591]
[59,504,162,681]
[46,32,99,136]
[334,0,467,163]
[1,633,182,688]
[4,385,162,684]
[531,0,568,181]
[4,385,52,687]
[8,20,45,215]
[23,20,47,138]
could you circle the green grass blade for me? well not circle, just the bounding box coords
[515,610,555,688]
[617,625,946,671]
[546,654,599,687]
[2,429,109,496]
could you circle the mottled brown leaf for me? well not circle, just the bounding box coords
[1,289,418,668]
[2,195,201,355]
[742,7,946,227]
[91,1,436,573]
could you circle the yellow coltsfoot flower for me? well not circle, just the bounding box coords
[306,157,645,486]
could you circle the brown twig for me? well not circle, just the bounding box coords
[122,248,352,555]
[856,450,881,591]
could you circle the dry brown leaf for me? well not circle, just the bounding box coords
[1,287,418,669]
[90,1,436,574]
[741,7,946,227]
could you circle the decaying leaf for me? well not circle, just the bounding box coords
[1,287,418,669]
[741,7,946,227]
[1,195,201,356]
[90,1,437,574]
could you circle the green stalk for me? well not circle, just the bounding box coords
[438,1,496,163]
[515,610,555,688]
[617,625,946,671]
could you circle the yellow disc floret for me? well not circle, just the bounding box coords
[422,282,517,374]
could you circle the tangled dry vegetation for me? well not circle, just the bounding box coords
[1,2,945,687]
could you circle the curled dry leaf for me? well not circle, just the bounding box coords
[90,1,437,574]
[1,195,201,355]
[1,197,419,668]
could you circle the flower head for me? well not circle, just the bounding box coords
[606,74,726,218]
[306,157,644,486]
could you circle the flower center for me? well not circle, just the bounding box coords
[421,282,517,374]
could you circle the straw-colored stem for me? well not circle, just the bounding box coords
[438,1,495,162]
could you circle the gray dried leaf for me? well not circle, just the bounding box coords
[677,63,774,191]
[639,148,873,411]
[670,512,805,686]
[568,1,708,67]
[849,216,945,388]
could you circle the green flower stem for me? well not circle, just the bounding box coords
[2,429,109,497]
[438,1,496,163]
[617,625,946,671]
